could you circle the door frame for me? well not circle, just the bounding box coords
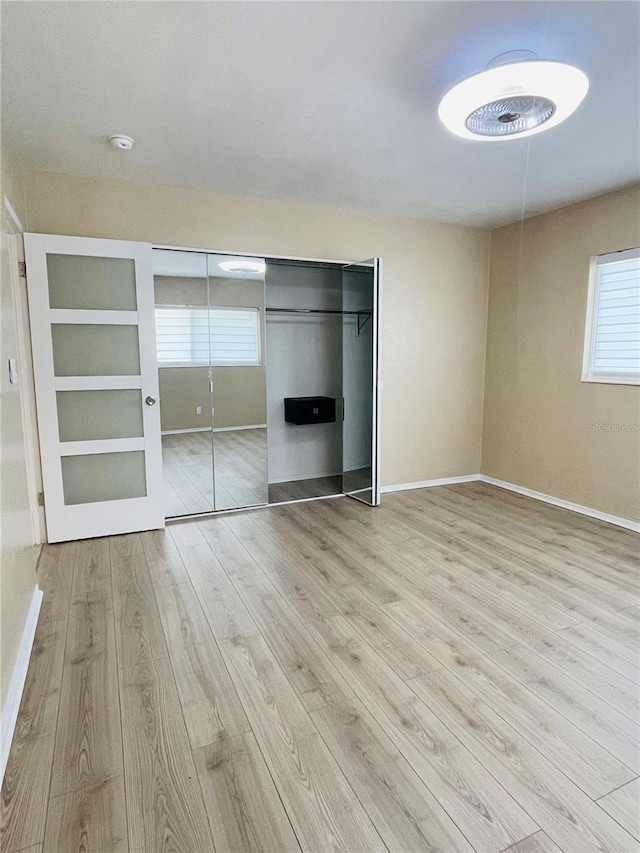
[154,245,383,514]
[3,196,45,544]
[373,257,383,506]
[341,257,382,507]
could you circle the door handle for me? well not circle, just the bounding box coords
[145,396,157,406]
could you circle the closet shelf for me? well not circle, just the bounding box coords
[265,307,372,334]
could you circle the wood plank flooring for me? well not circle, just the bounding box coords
[2,482,639,852]
[268,474,342,504]
[163,429,267,516]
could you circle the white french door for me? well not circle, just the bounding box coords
[24,234,164,543]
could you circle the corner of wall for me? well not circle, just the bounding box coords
[478,186,640,521]
[478,226,495,474]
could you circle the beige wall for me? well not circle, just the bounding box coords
[483,185,640,521]
[22,170,491,486]
[0,140,40,709]
[1,138,26,220]
[158,367,267,430]
[154,274,267,430]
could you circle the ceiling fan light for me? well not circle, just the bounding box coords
[219,259,266,274]
[438,60,589,141]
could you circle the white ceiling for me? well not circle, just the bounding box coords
[2,1,639,227]
[153,249,265,279]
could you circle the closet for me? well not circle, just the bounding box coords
[265,259,378,505]
[24,233,381,543]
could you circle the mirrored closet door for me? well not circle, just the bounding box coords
[342,258,380,505]
[208,254,268,510]
[153,249,268,517]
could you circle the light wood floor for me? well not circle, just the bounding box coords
[268,474,342,503]
[2,483,639,853]
[163,429,267,516]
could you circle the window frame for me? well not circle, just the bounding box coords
[155,304,262,369]
[581,247,640,386]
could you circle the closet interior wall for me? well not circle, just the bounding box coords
[265,261,344,502]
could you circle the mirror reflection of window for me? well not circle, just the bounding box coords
[155,306,261,367]
[207,254,268,512]
[152,249,268,517]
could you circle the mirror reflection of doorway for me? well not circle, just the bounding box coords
[153,249,268,516]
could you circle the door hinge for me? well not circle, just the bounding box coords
[37,491,45,507]
[18,261,27,278]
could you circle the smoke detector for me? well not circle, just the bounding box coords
[438,53,589,141]
[109,134,135,150]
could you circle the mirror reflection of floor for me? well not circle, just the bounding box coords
[162,428,267,517]
[268,475,342,504]
[342,466,373,501]
[163,433,372,516]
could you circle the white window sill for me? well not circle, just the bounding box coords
[581,376,640,387]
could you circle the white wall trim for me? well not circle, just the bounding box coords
[161,424,267,436]
[381,474,481,493]
[5,219,45,545]
[214,423,266,433]
[1,585,43,784]
[381,473,639,532]
[478,476,640,533]
[153,243,352,267]
[162,427,211,435]
[3,194,24,233]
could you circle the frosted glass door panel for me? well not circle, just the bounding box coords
[61,451,147,505]
[47,254,137,310]
[25,232,164,542]
[51,324,140,375]
[57,389,143,442]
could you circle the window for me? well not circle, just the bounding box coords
[582,248,640,385]
[155,306,261,367]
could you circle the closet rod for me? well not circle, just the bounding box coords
[265,308,370,315]
[265,307,372,333]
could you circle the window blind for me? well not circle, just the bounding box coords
[588,249,640,382]
[155,306,260,367]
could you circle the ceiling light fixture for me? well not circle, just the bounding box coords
[438,54,589,141]
[219,259,266,274]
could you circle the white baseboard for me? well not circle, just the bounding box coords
[381,474,481,494]
[162,424,266,436]
[1,585,43,784]
[162,427,211,435]
[478,475,640,533]
[214,424,266,433]
[380,473,638,532]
